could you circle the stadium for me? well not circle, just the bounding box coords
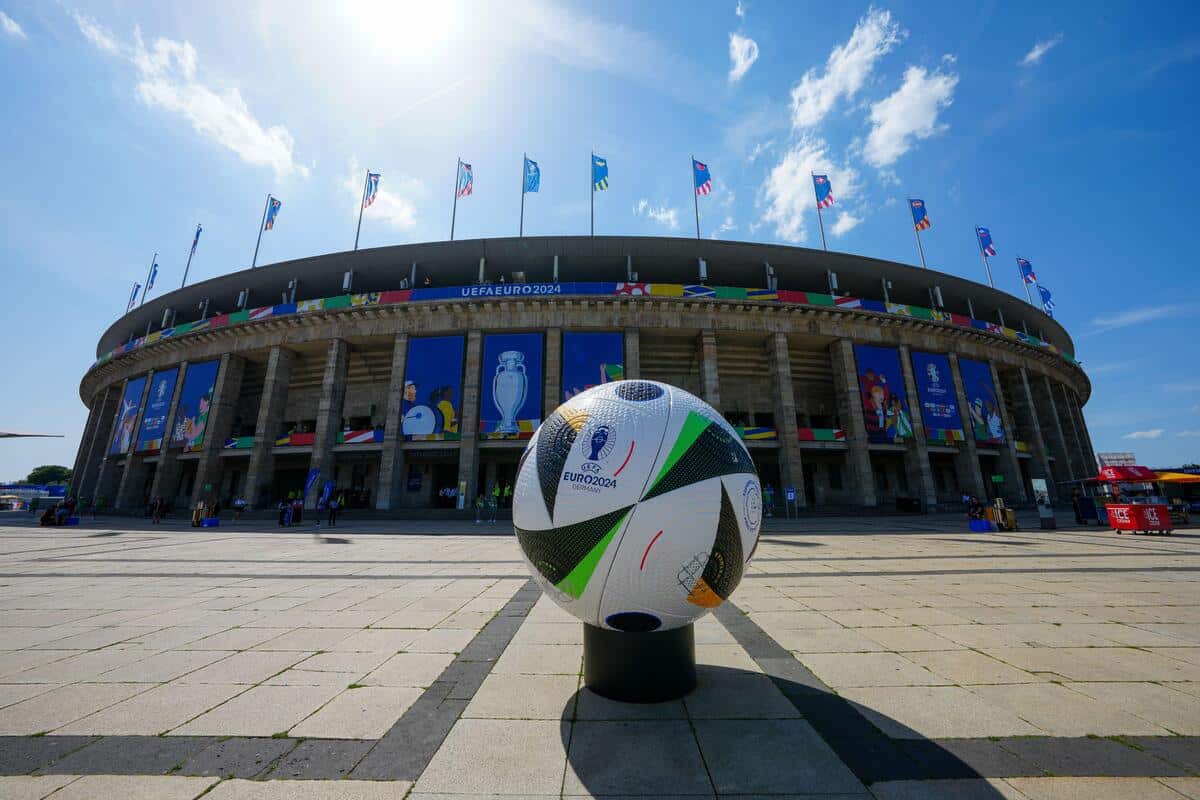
[69,235,1095,515]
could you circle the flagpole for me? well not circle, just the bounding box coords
[976,225,994,288]
[252,194,270,269]
[139,252,157,306]
[691,155,701,240]
[1017,256,1035,304]
[590,151,595,238]
[520,153,526,238]
[181,225,199,288]
[813,173,828,251]
[354,169,369,251]
[913,229,927,269]
[450,158,460,241]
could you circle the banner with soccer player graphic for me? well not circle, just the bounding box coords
[170,359,220,452]
[480,332,543,439]
[135,368,179,452]
[562,331,624,403]
[958,357,1005,446]
[910,352,964,442]
[852,345,913,444]
[402,336,465,441]
[109,375,148,455]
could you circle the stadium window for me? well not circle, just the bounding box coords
[828,464,843,490]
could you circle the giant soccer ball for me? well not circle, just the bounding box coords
[513,380,761,632]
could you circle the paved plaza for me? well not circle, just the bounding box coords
[0,510,1198,798]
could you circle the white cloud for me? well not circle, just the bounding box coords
[863,63,958,167]
[735,1,746,19]
[1,10,27,39]
[73,15,307,180]
[1123,428,1165,440]
[1089,303,1198,333]
[747,140,773,163]
[830,212,863,237]
[1021,34,1063,66]
[790,8,904,129]
[710,216,737,239]
[633,199,680,231]
[728,33,759,82]
[760,138,861,243]
[342,159,425,232]
[1178,430,1200,438]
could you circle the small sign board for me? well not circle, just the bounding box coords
[785,486,796,502]
[990,474,1005,483]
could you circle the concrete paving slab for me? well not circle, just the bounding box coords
[1005,776,1186,799]
[1066,682,1200,735]
[171,684,344,736]
[492,644,582,675]
[693,718,865,795]
[903,649,1046,685]
[562,720,712,796]
[573,688,688,720]
[290,686,421,738]
[42,774,217,800]
[801,652,950,688]
[358,651,456,687]
[0,683,148,735]
[414,718,567,795]
[869,778,1031,799]
[178,736,297,778]
[206,779,413,799]
[175,650,308,685]
[969,684,1173,736]
[683,667,800,719]
[463,673,579,719]
[839,686,1043,739]
[0,774,79,800]
[55,683,248,735]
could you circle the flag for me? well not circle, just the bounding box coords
[126,282,141,312]
[976,226,997,256]
[264,196,281,230]
[812,174,835,208]
[909,198,931,231]
[693,159,712,195]
[190,224,202,256]
[146,261,158,291]
[364,173,380,208]
[592,154,609,191]
[457,162,473,197]
[1038,285,1055,317]
[523,157,540,193]
[1017,257,1037,284]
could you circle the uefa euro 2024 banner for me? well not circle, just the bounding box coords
[480,332,543,439]
[852,344,914,444]
[958,357,1005,445]
[109,375,148,455]
[910,352,963,436]
[135,368,179,452]
[402,336,464,441]
[562,331,624,403]
[171,359,220,452]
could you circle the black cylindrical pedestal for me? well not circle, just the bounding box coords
[583,622,696,703]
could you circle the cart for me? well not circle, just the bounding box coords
[1080,465,1174,536]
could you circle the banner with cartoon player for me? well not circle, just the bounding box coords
[910,351,964,440]
[402,336,464,441]
[852,344,913,444]
[170,359,220,452]
[958,357,1005,446]
[135,368,179,452]
[109,375,147,455]
[562,331,624,402]
[479,332,543,439]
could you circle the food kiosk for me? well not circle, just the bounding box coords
[1081,465,1173,535]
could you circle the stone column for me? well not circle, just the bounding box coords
[767,332,806,508]
[70,395,102,497]
[1049,378,1085,480]
[1035,374,1075,482]
[456,330,484,509]
[989,362,1028,505]
[624,328,640,380]
[89,380,127,509]
[1016,367,1056,501]
[114,369,155,511]
[1068,390,1097,471]
[897,344,938,511]
[306,339,349,509]
[947,353,987,499]
[830,339,876,508]
[191,354,245,508]
[147,363,189,503]
[74,386,119,501]
[245,346,293,508]
[544,327,562,417]
[376,333,409,511]
[699,330,720,409]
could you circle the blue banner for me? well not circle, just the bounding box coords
[852,345,913,444]
[480,332,543,438]
[403,336,465,440]
[171,360,220,451]
[109,375,147,455]
[958,358,1005,445]
[562,331,624,402]
[910,352,962,435]
[135,368,179,452]
[410,282,617,302]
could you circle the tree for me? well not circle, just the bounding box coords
[26,465,71,485]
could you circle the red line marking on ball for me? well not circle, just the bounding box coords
[640,530,664,570]
[613,440,636,477]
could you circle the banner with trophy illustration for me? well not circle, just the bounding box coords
[910,351,965,443]
[170,359,220,452]
[402,336,464,441]
[135,367,179,452]
[561,331,624,403]
[109,375,148,455]
[479,332,543,439]
[851,344,913,444]
[958,357,1006,446]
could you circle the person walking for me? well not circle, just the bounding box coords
[151,496,163,524]
[327,494,339,527]
[763,484,775,518]
[474,493,485,524]
[232,496,246,522]
[502,482,513,508]
[1071,488,1085,525]
[488,491,498,524]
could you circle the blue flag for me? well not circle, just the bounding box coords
[976,226,996,256]
[364,173,380,207]
[1016,257,1037,284]
[264,196,281,230]
[812,174,835,208]
[1038,285,1055,317]
[190,224,202,256]
[592,154,609,191]
[126,282,141,313]
[693,159,712,195]
[523,157,540,193]
[146,261,158,291]
[910,198,931,231]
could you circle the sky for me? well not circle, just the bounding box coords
[1,0,1199,480]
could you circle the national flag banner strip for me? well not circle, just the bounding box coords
[592,154,609,191]
[127,282,141,312]
[264,197,281,230]
[910,198,931,231]
[147,262,158,291]
[797,428,846,442]
[1017,257,1037,284]
[457,162,473,197]
[976,226,997,256]
[364,173,380,208]
[523,157,540,193]
[1039,285,1055,316]
[812,174,835,208]
[191,224,203,256]
[693,159,712,196]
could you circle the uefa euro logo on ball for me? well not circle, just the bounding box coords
[513,380,761,640]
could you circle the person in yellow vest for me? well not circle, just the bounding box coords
[502,483,513,508]
[489,483,500,524]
